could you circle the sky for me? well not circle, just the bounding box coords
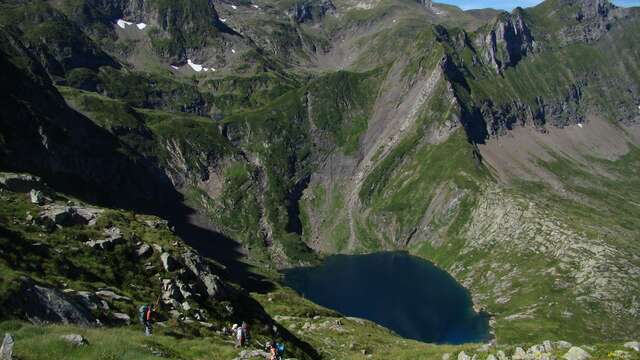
[435,0,640,11]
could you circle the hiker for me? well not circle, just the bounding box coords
[267,341,278,360]
[241,321,250,344]
[266,341,285,360]
[233,323,244,348]
[139,303,156,336]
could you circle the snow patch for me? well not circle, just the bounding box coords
[231,5,237,9]
[170,65,180,70]
[220,18,227,22]
[578,123,583,128]
[252,4,259,8]
[231,49,236,54]
[116,19,133,29]
[136,23,147,30]
[187,59,203,72]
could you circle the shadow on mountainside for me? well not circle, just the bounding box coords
[0,34,273,294]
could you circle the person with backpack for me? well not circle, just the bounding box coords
[241,321,250,344]
[232,323,243,348]
[139,303,157,336]
[266,340,285,360]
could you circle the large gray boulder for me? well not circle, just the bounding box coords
[111,312,131,325]
[624,342,640,352]
[0,333,13,360]
[233,350,272,360]
[84,227,124,250]
[60,334,87,346]
[30,189,45,205]
[160,252,176,272]
[512,347,526,360]
[136,244,152,258]
[95,290,131,303]
[10,278,95,326]
[457,351,471,360]
[563,347,591,360]
[182,251,226,299]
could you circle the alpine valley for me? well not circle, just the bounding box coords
[0,0,639,358]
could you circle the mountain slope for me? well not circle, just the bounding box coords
[1,0,640,353]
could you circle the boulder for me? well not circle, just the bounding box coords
[160,253,176,272]
[145,219,168,229]
[0,333,13,360]
[442,353,451,360]
[60,334,87,346]
[486,355,497,360]
[555,341,573,350]
[73,207,102,226]
[38,206,73,227]
[9,278,95,326]
[496,350,508,360]
[233,350,271,360]
[85,227,124,250]
[563,347,591,360]
[543,340,554,353]
[457,351,471,360]
[512,347,526,360]
[477,344,491,352]
[624,342,640,352]
[111,312,131,325]
[0,173,42,192]
[182,251,226,299]
[95,290,131,302]
[73,291,101,311]
[136,244,152,258]
[30,189,45,205]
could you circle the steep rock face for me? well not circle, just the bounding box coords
[557,0,622,44]
[0,30,177,211]
[477,11,535,72]
[287,0,336,24]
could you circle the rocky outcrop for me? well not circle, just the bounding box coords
[0,333,13,360]
[287,0,336,23]
[9,278,95,326]
[557,0,625,45]
[0,173,42,192]
[477,11,535,73]
[85,227,124,250]
[181,251,227,300]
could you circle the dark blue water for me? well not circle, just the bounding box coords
[283,252,489,344]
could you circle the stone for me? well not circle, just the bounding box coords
[563,347,591,360]
[95,290,131,302]
[60,334,87,346]
[512,347,527,360]
[9,278,95,326]
[555,341,573,349]
[73,207,102,225]
[85,227,125,249]
[111,312,131,325]
[73,291,101,311]
[233,350,271,360]
[457,351,471,360]
[496,350,508,360]
[30,189,45,205]
[0,173,42,192]
[181,251,226,299]
[145,219,168,229]
[624,342,640,352]
[38,206,73,227]
[543,340,554,353]
[486,355,497,360]
[0,333,14,360]
[160,253,176,272]
[477,343,491,352]
[442,353,451,360]
[136,244,152,258]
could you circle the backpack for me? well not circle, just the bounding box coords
[138,305,148,323]
[276,343,285,355]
